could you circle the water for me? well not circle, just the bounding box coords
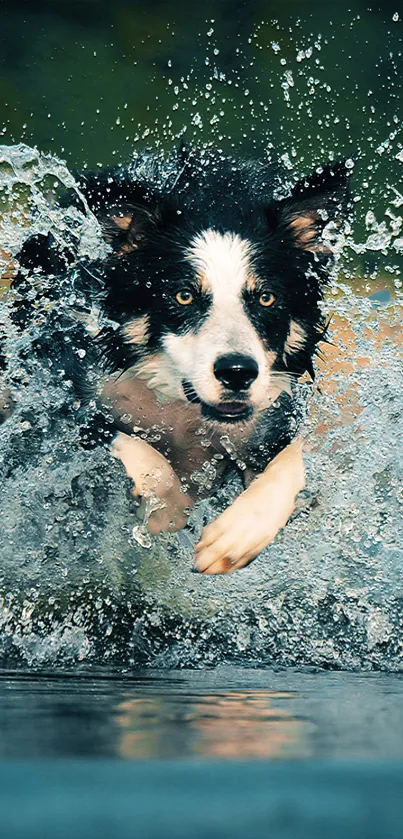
[0,142,401,672]
[0,3,402,673]
[2,666,403,760]
[1,665,403,838]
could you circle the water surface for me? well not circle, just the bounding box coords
[2,666,403,760]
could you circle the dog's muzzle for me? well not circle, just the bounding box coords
[182,353,258,424]
[182,381,253,423]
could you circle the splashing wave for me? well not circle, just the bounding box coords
[0,144,402,670]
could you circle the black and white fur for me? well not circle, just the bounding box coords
[5,145,351,573]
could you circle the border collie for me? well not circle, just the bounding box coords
[5,145,350,574]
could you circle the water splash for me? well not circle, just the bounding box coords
[0,143,402,670]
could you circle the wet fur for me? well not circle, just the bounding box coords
[4,146,351,573]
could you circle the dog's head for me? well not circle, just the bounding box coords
[84,151,351,426]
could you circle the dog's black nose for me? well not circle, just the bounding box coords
[213,354,259,391]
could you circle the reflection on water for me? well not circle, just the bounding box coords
[117,691,310,760]
[2,667,403,761]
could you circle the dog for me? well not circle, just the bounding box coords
[4,145,350,574]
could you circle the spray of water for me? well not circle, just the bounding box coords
[0,19,402,670]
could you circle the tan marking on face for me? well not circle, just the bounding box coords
[118,241,139,255]
[198,273,212,293]
[111,215,133,231]
[196,270,258,295]
[283,320,307,363]
[246,274,258,292]
[122,315,150,346]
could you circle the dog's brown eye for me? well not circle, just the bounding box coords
[176,290,193,306]
[259,292,276,308]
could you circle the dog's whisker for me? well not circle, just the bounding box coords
[270,371,300,379]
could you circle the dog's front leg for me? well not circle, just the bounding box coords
[194,441,305,574]
[111,432,193,534]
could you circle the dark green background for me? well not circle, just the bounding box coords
[0,1,402,240]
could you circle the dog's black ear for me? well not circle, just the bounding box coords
[78,170,161,254]
[270,161,352,253]
[101,202,160,254]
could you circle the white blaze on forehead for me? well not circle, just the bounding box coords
[184,228,261,360]
[186,229,253,298]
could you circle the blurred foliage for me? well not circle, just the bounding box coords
[0,0,402,273]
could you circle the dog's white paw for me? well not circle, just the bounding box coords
[111,432,193,534]
[194,489,293,574]
[139,482,192,535]
[194,443,305,575]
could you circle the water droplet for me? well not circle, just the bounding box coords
[132,525,152,549]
